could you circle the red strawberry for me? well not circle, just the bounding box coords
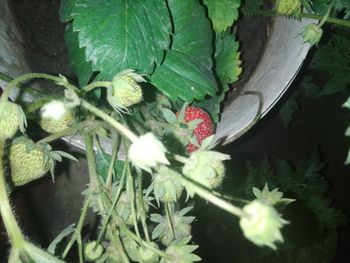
[177,106,214,153]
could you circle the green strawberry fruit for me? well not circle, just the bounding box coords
[0,101,26,140]
[301,23,323,47]
[84,241,104,261]
[10,137,50,186]
[9,136,77,186]
[276,0,301,15]
[138,243,159,263]
[107,69,146,112]
[209,161,226,189]
[40,100,76,133]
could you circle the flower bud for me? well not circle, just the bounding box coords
[301,23,323,47]
[0,101,26,139]
[85,241,104,261]
[239,200,288,249]
[129,132,169,172]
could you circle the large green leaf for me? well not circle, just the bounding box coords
[151,50,216,101]
[215,33,242,85]
[71,0,172,79]
[150,0,217,102]
[203,0,241,33]
[59,0,75,22]
[193,34,241,122]
[64,24,93,86]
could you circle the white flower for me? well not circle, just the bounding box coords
[239,200,288,250]
[129,133,169,172]
[40,100,67,120]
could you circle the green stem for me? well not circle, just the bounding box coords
[62,192,92,258]
[318,2,334,28]
[165,203,176,240]
[96,161,127,245]
[127,164,141,239]
[0,141,26,248]
[173,154,190,165]
[81,100,139,142]
[37,122,86,144]
[1,73,80,102]
[105,139,119,190]
[109,228,130,263]
[182,176,245,218]
[249,9,350,28]
[82,81,111,93]
[84,134,100,190]
[137,171,150,242]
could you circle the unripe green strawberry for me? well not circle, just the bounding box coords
[152,166,183,203]
[10,137,49,186]
[276,0,301,15]
[40,100,76,133]
[107,69,146,113]
[209,161,226,189]
[0,101,26,140]
[84,241,104,261]
[138,243,159,263]
[9,136,77,186]
[182,150,230,197]
[301,23,323,46]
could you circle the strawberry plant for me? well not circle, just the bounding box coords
[0,0,349,262]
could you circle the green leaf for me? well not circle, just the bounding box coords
[64,24,94,86]
[71,0,172,79]
[203,0,241,33]
[215,33,242,85]
[47,224,75,254]
[162,108,177,124]
[59,0,75,22]
[300,76,321,98]
[96,151,125,182]
[150,0,217,102]
[150,50,217,101]
[279,90,300,128]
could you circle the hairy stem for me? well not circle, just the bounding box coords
[0,141,26,248]
[81,100,138,142]
[137,171,150,242]
[165,203,176,240]
[82,81,111,93]
[1,73,80,102]
[182,176,245,218]
[249,9,350,28]
[62,192,92,258]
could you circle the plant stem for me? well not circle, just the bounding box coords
[249,9,350,28]
[109,228,130,263]
[0,141,26,249]
[62,192,91,258]
[37,122,86,144]
[1,73,80,102]
[165,203,176,240]
[127,165,142,239]
[182,176,245,218]
[81,100,139,142]
[84,134,100,190]
[318,2,334,28]
[105,139,119,190]
[137,171,150,242]
[173,154,190,165]
[82,81,111,93]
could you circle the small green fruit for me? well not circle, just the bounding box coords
[107,69,146,112]
[84,241,104,261]
[209,161,226,189]
[0,101,26,140]
[139,243,159,263]
[40,100,76,133]
[301,23,323,46]
[276,0,301,15]
[10,137,49,186]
